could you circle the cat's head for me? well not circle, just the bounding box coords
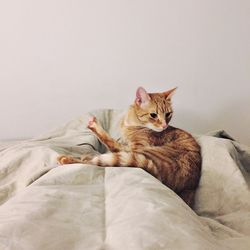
[133,87,177,132]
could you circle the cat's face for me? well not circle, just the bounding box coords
[133,87,176,132]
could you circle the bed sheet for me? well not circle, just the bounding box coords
[0,109,249,250]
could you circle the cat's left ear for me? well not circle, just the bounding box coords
[163,87,177,100]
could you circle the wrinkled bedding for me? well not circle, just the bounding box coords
[0,109,249,250]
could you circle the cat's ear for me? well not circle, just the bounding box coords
[163,87,177,100]
[135,87,151,106]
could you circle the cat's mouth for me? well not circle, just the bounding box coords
[147,123,168,132]
[154,127,168,132]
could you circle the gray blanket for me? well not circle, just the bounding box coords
[0,109,249,250]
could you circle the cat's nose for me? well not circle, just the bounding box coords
[162,122,168,129]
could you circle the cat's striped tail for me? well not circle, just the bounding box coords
[88,152,161,180]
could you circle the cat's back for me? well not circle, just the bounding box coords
[163,126,200,152]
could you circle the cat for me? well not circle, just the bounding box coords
[58,87,201,208]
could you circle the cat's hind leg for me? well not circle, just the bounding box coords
[57,154,94,165]
[57,155,84,165]
[82,151,161,180]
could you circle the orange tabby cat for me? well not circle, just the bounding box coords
[58,87,201,208]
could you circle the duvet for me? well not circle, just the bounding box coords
[0,109,249,250]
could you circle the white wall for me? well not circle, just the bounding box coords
[0,0,249,145]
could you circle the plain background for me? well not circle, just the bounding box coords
[0,0,249,145]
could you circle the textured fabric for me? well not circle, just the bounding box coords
[0,109,249,250]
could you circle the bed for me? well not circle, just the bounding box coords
[0,109,250,250]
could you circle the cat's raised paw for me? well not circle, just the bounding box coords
[87,116,97,130]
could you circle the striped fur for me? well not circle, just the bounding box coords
[58,87,201,208]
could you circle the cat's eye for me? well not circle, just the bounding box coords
[165,112,172,118]
[150,113,158,118]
